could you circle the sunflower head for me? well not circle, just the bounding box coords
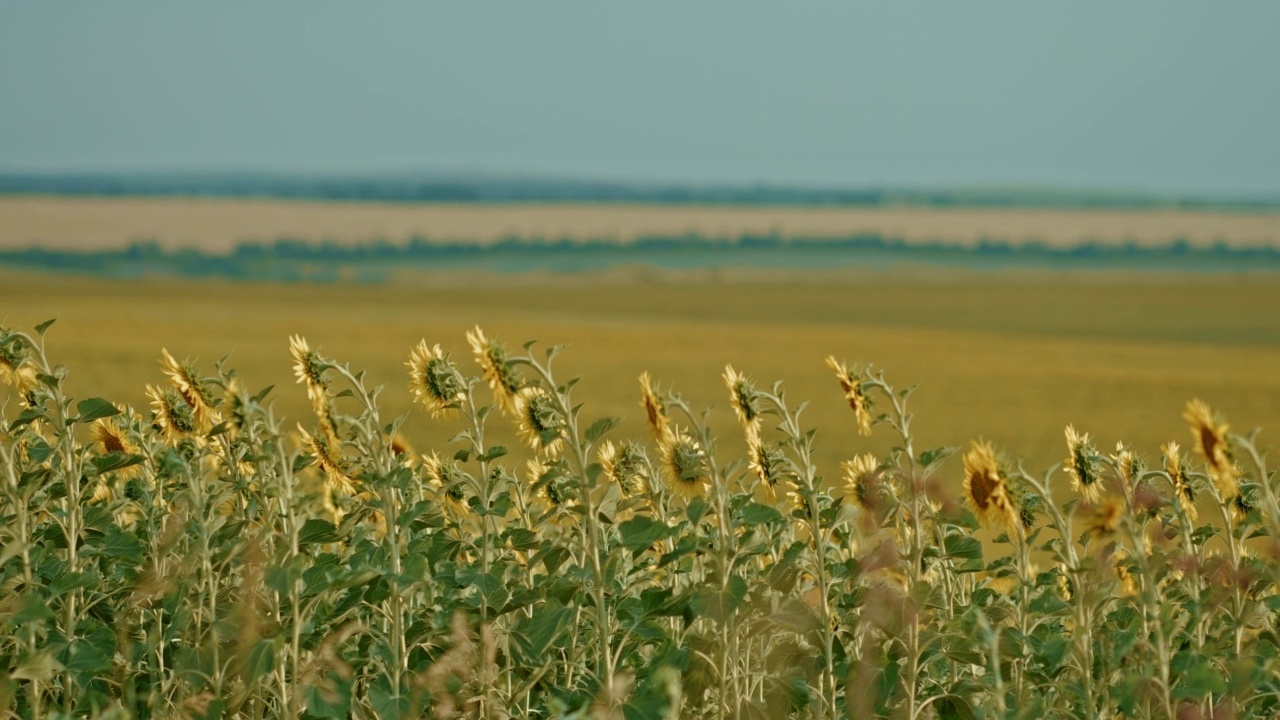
[723,365,762,430]
[598,440,649,496]
[1183,399,1238,500]
[746,427,793,503]
[466,326,522,416]
[92,415,142,480]
[825,356,872,436]
[1080,497,1125,539]
[638,372,671,442]
[962,440,1018,533]
[298,423,351,490]
[1064,425,1102,502]
[513,386,565,457]
[0,336,39,394]
[289,335,331,405]
[159,348,220,430]
[147,384,202,441]
[842,453,883,511]
[422,451,468,506]
[407,340,467,418]
[660,428,711,501]
[1162,441,1198,522]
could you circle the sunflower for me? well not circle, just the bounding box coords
[92,416,142,480]
[1163,441,1198,522]
[659,428,711,501]
[159,349,220,431]
[1183,399,1238,500]
[466,326,522,416]
[0,340,38,393]
[423,451,470,515]
[1080,497,1124,539]
[289,335,331,406]
[722,365,762,431]
[638,372,671,442]
[407,340,467,418]
[513,386,565,457]
[147,384,202,441]
[298,423,354,494]
[1063,425,1102,502]
[961,440,1018,533]
[598,440,648,496]
[842,453,881,511]
[746,427,792,503]
[825,356,872,436]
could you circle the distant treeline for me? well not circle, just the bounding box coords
[2,171,1279,211]
[3,232,1279,280]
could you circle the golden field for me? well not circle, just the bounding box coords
[2,266,1277,476]
[3,195,1280,253]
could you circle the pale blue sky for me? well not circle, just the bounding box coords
[2,2,1278,196]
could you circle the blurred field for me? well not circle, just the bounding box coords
[4,195,1280,253]
[3,267,1278,482]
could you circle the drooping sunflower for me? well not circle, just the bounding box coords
[289,335,331,406]
[961,440,1018,533]
[513,386,566,457]
[842,453,882,511]
[466,326,522,416]
[421,451,470,515]
[1162,441,1198,522]
[722,365,762,431]
[825,356,872,436]
[659,428,711,501]
[159,348,220,431]
[598,439,649,496]
[406,340,467,418]
[1183,399,1238,500]
[92,415,142,480]
[0,340,38,393]
[1080,497,1125,539]
[746,426,792,503]
[147,384,202,441]
[638,372,671,442]
[1063,425,1102,502]
[298,423,354,496]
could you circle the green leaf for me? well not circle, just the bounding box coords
[944,535,983,561]
[919,446,957,468]
[619,516,671,557]
[99,525,145,563]
[76,397,120,423]
[6,594,55,628]
[9,651,61,682]
[368,676,410,720]
[585,416,621,443]
[1171,652,1227,699]
[34,318,56,335]
[90,452,145,476]
[9,408,46,431]
[934,695,977,720]
[516,603,574,660]
[242,638,279,684]
[477,446,508,462]
[737,501,783,526]
[505,527,540,551]
[299,518,341,546]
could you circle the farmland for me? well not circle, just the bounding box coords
[2,266,1276,473]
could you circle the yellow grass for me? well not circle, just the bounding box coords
[2,267,1277,476]
[3,195,1280,252]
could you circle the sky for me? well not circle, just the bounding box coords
[2,2,1279,197]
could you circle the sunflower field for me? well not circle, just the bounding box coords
[1,318,1279,719]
